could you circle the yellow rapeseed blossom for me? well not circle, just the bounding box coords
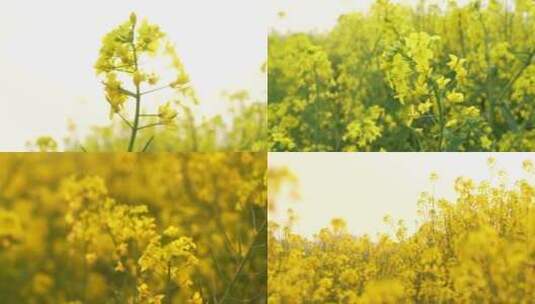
[104,73,127,117]
[0,154,266,303]
[268,161,535,303]
[446,91,464,103]
[269,0,533,151]
[34,136,58,152]
[93,14,200,151]
[158,102,178,123]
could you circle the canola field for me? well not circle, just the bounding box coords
[269,0,535,151]
[268,158,535,303]
[0,153,266,303]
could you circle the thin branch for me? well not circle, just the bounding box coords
[115,68,135,74]
[127,19,141,153]
[497,49,534,102]
[137,122,166,130]
[495,49,535,131]
[110,63,134,70]
[209,248,230,284]
[100,81,137,98]
[165,262,172,304]
[140,84,172,96]
[218,221,267,304]
[117,112,134,129]
[141,136,154,152]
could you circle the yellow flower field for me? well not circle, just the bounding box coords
[0,153,266,303]
[269,0,535,151]
[268,158,535,303]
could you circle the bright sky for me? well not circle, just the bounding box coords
[270,0,473,33]
[0,0,266,151]
[269,152,535,238]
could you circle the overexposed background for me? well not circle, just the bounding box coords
[0,0,266,150]
[269,153,535,238]
[270,0,473,33]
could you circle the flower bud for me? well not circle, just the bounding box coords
[446,91,464,103]
[130,12,137,25]
[158,102,178,122]
[170,73,190,88]
[133,71,145,86]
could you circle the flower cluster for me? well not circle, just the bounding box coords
[0,209,22,250]
[32,12,267,152]
[56,89,266,152]
[268,159,535,303]
[269,0,535,151]
[63,176,199,303]
[94,13,197,151]
[0,153,266,303]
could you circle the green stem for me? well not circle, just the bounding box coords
[81,241,88,302]
[312,67,322,149]
[495,49,534,133]
[81,217,89,303]
[141,84,172,96]
[128,87,141,152]
[141,136,154,152]
[165,262,172,304]
[432,86,445,152]
[128,22,141,152]
[138,122,166,131]
[118,112,134,129]
[218,221,266,304]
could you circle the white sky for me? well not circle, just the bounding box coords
[0,0,266,151]
[269,153,535,238]
[270,0,473,33]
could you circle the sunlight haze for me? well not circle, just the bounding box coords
[0,0,266,150]
[269,153,535,238]
[270,0,473,32]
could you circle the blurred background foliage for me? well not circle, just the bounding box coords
[267,159,535,303]
[27,12,266,153]
[0,153,266,303]
[29,91,266,153]
[269,0,535,151]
